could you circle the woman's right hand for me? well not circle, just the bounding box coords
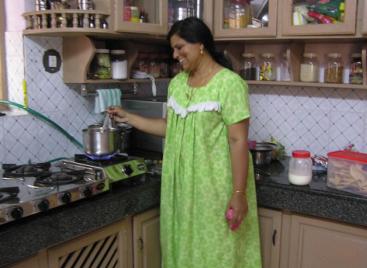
[106,106,129,123]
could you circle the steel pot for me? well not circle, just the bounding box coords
[250,142,276,166]
[82,124,121,156]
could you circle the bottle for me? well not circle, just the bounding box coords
[260,53,276,81]
[111,49,127,80]
[349,53,363,85]
[91,49,111,79]
[300,53,319,82]
[325,53,343,83]
[288,150,312,186]
[240,53,257,80]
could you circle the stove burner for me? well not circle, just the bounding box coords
[0,187,20,204]
[85,153,117,161]
[2,162,51,178]
[34,170,86,187]
[75,153,128,167]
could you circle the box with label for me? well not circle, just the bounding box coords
[327,151,367,196]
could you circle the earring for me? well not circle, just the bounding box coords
[200,47,204,55]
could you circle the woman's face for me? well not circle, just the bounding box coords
[170,34,202,72]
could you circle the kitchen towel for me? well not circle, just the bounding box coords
[94,88,122,113]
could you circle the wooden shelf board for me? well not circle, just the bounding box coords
[23,29,119,37]
[247,80,367,89]
[68,78,171,84]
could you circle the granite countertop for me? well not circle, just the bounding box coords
[1,160,367,267]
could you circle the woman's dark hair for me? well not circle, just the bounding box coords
[167,17,232,70]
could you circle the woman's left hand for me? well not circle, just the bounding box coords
[226,192,248,231]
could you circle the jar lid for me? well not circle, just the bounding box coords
[292,150,311,158]
[95,49,110,53]
[303,52,317,58]
[242,52,255,58]
[327,53,341,58]
[328,150,367,164]
[351,53,361,58]
[261,53,274,58]
[111,49,126,55]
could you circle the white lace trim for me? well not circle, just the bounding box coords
[167,96,221,118]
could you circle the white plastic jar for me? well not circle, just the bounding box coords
[111,50,127,80]
[288,150,312,185]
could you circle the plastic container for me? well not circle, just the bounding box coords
[240,53,257,80]
[349,53,363,85]
[300,53,319,82]
[279,53,291,81]
[111,50,127,80]
[327,151,367,196]
[228,0,249,29]
[288,150,312,185]
[325,53,343,83]
[260,53,276,81]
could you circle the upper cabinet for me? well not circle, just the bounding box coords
[213,0,278,39]
[280,0,357,36]
[361,0,367,35]
[113,0,213,36]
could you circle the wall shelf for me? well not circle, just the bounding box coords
[247,80,367,90]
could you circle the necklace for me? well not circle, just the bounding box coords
[185,65,217,101]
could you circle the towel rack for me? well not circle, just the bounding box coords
[80,83,139,97]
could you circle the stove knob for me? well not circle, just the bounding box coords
[83,187,93,198]
[122,164,133,176]
[10,207,23,220]
[37,199,50,212]
[96,182,105,191]
[61,192,71,204]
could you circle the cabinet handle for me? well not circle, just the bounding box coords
[139,238,144,250]
[272,230,277,246]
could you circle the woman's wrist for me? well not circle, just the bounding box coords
[233,189,246,195]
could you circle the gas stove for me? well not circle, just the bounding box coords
[0,160,107,226]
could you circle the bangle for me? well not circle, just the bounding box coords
[233,190,246,194]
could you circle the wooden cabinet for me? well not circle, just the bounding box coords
[133,208,161,268]
[258,208,282,268]
[280,0,358,37]
[47,217,133,268]
[8,251,48,268]
[284,214,367,268]
[213,0,278,39]
[360,0,367,35]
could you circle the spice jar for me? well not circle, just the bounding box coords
[325,53,343,83]
[288,150,312,185]
[300,53,319,82]
[279,53,291,81]
[260,53,276,81]
[228,0,249,29]
[349,53,363,85]
[111,50,127,80]
[240,53,257,80]
[91,49,111,79]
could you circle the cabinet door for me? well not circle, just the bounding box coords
[48,218,133,268]
[133,208,161,268]
[281,0,357,36]
[258,208,282,268]
[361,0,367,35]
[287,214,367,268]
[213,0,278,38]
[114,0,168,35]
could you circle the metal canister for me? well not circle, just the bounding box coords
[78,0,94,10]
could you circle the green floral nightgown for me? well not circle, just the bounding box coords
[160,68,262,268]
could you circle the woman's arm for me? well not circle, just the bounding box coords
[226,118,250,230]
[107,106,167,137]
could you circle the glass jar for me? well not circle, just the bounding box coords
[260,53,276,81]
[325,53,343,83]
[149,53,161,78]
[228,0,248,29]
[111,50,127,80]
[288,150,312,185]
[279,53,291,81]
[300,53,319,82]
[240,53,257,80]
[349,53,363,85]
[91,49,111,79]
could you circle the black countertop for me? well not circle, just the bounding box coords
[1,160,367,267]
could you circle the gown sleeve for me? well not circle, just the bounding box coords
[219,72,251,125]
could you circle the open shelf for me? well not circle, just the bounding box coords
[247,80,367,90]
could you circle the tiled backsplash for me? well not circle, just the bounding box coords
[1,34,366,164]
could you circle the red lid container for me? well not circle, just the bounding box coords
[327,150,367,164]
[292,150,311,158]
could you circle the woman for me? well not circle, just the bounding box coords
[108,17,261,268]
